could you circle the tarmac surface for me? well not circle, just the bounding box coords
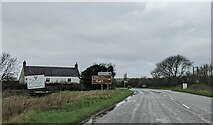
[95,88,212,123]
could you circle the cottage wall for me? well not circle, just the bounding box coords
[18,61,80,84]
[23,76,80,84]
[44,76,80,84]
[19,68,25,84]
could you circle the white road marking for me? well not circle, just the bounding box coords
[182,104,190,109]
[170,98,174,100]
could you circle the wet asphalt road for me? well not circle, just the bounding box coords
[95,88,212,123]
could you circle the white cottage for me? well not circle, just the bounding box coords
[19,61,80,84]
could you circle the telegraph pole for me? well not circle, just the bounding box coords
[193,66,199,83]
[124,73,127,88]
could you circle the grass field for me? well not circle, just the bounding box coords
[3,89,133,123]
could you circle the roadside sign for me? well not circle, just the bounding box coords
[142,84,147,88]
[98,72,112,76]
[92,75,112,84]
[27,75,45,89]
[182,83,187,89]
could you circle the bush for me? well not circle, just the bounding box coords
[2,81,27,90]
[2,81,84,92]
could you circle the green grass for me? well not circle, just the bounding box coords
[170,88,212,97]
[11,89,132,123]
[148,87,171,90]
[150,87,212,97]
[116,88,128,90]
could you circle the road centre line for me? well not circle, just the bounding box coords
[163,93,190,109]
[182,104,190,109]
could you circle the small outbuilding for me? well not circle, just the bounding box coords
[19,61,80,84]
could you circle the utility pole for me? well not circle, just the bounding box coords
[210,65,213,85]
[193,67,198,75]
[193,66,199,83]
[124,73,127,88]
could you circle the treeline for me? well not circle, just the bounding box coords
[1,52,212,90]
[112,69,212,88]
[112,55,212,88]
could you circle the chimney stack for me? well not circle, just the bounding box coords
[23,60,26,67]
[75,62,78,69]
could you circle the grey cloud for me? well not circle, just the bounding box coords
[2,2,211,78]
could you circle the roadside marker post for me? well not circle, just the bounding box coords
[182,83,187,89]
[101,84,103,90]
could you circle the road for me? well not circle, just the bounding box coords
[95,88,212,123]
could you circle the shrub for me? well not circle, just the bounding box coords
[2,81,27,90]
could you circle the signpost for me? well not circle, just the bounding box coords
[98,72,112,76]
[27,75,45,89]
[92,75,112,84]
[92,72,112,90]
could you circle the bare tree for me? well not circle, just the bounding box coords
[0,52,20,81]
[197,64,212,77]
[151,55,193,78]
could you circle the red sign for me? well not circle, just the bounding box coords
[92,75,112,84]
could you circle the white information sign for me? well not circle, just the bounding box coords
[98,72,112,76]
[182,83,187,89]
[27,75,45,89]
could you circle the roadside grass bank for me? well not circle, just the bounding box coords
[170,88,212,97]
[3,89,133,123]
[149,87,212,97]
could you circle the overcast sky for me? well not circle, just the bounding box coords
[2,2,211,78]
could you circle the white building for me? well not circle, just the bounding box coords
[19,61,80,84]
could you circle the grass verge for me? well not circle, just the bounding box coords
[170,88,212,97]
[4,89,133,123]
[150,87,212,97]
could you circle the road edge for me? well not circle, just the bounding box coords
[81,89,135,124]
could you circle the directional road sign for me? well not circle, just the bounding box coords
[92,75,112,84]
[98,72,112,76]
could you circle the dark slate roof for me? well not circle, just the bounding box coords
[24,66,80,77]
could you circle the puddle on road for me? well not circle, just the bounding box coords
[115,95,133,108]
[150,90,162,94]
[86,118,93,124]
[115,100,126,108]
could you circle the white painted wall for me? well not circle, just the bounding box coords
[19,68,25,84]
[24,76,80,84]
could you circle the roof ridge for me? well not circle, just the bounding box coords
[26,66,76,69]
[24,65,80,77]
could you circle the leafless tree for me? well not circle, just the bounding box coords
[151,55,193,78]
[0,52,20,81]
[197,64,212,77]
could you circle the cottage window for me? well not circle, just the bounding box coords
[46,78,50,82]
[68,78,71,82]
